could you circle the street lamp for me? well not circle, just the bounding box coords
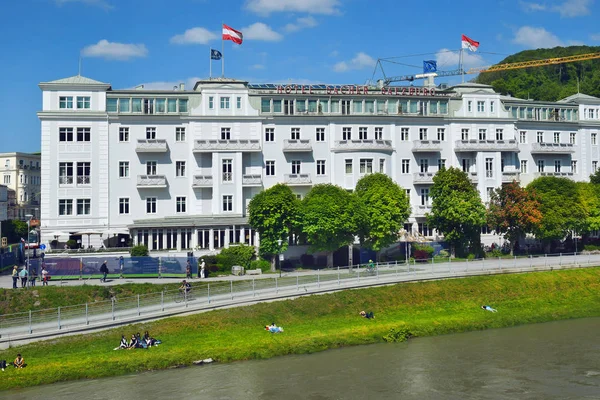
[25,214,33,273]
[277,238,283,278]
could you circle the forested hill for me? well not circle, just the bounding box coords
[475,46,600,101]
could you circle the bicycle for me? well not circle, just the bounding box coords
[174,289,195,303]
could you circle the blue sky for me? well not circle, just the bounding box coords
[1,0,599,152]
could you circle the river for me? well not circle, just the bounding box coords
[8,317,600,399]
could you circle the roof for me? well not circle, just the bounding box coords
[129,214,249,229]
[39,75,111,91]
[557,92,600,104]
[43,75,108,85]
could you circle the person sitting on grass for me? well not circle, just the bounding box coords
[0,359,7,371]
[13,354,26,369]
[360,310,375,319]
[128,334,140,349]
[265,323,284,333]
[114,334,128,350]
[481,305,497,313]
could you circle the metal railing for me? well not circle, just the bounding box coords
[2,251,599,341]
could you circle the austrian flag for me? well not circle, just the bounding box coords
[223,24,243,45]
[461,34,480,52]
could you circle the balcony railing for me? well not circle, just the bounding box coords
[333,139,393,152]
[59,176,73,185]
[530,142,575,154]
[283,139,312,152]
[77,176,90,185]
[501,171,521,183]
[414,204,432,216]
[413,172,436,183]
[192,175,213,188]
[284,173,312,185]
[454,139,519,152]
[136,175,168,188]
[242,174,263,186]
[135,139,168,153]
[193,139,261,152]
[412,140,443,152]
[533,171,575,178]
[468,171,478,182]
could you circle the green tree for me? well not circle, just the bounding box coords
[575,182,600,240]
[355,173,411,251]
[248,184,299,272]
[527,177,588,249]
[426,167,486,257]
[216,244,255,273]
[487,181,542,255]
[130,244,149,257]
[589,168,600,184]
[300,184,363,267]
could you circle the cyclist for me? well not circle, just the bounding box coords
[367,259,376,274]
[179,280,192,295]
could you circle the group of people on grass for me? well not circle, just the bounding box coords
[0,354,26,371]
[115,331,161,350]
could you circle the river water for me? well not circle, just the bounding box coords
[9,317,600,399]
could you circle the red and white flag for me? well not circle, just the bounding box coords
[461,34,480,52]
[223,24,243,45]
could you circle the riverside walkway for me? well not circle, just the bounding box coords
[1,252,599,346]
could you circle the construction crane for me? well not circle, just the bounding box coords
[380,52,600,86]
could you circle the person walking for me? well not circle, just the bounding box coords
[29,268,37,287]
[198,258,205,279]
[11,266,18,289]
[41,265,49,286]
[186,260,192,279]
[100,260,109,283]
[19,267,28,288]
[119,256,124,279]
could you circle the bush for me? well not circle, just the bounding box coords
[249,259,271,272]
[130,245,149,257]
[584,244,600,251]
[413,243,434,258]
[382,326,412,343]
[486,249,503,258]
[438,249,450,258]
[216,244,255,273]
[467,253,476,260]
[66,239,77,249]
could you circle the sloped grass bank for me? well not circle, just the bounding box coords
[1,268,600,390]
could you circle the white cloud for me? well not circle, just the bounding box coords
[55,0,113,10]
[330,50,339,57]
[333,52,375,73]
[284,16,318,33]
[242,23,283,41]
[435,48,485,70]
[591,33,600,41]
[512,26,564,48]
[133,77,202,91]
[81,40,148,60]
[245,0,340,15]
[250,64,265,70]
[552,0,592,17]
[519,1,546,11]
[170,27,217,45]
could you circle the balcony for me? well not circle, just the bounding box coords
[193,139,261,152]
[530,142,575,154]
[413,172,436,184]
[533,171,575,178]
[136,139,168,153]
[77,176,90,185]
[192,175,213,188]
[414,205,432,217]
[59,176,73,185]
[242,174,263,186]
[467,171,479,182]
[332,139,393,152]
[454,139,519,152]
[284,173,312,186]
[412,140,443,152]
[283,139,312,152]
[501,170,521,183]
[137,175,168,188]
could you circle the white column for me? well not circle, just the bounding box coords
[240,227,245,244]
[176,229,182,251]
[225,227,230,248]
[148,230,154,250]
[209,228,214,250]
[192,229,198,250]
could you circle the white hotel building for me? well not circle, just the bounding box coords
[38,75,600,251]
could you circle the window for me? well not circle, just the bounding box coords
[176,161,186,177]
[209,96,214,109]
[570,132,576,145]
[236,97,242,109]
[316,128,325,142]
[490,101,495,113]
[265,128,274,142]
[131,99,141,113]
[496,129,503,141]
[477,101,485,112]
[572,160,577,174]
[176,196,186,213]
[158,99,167,113]
[478,129,487,141]
[554,160,561,173]
[401,159,410,174]
[291,160,301,174]
[146,127,156,140]
[341,100,350,115]
[485,158,493,178]
[77,127,90,142]
[345,159,353,174]
[77,199,91,215]
[119,198,129,214]
[590,109,595,119]
[222,159,232,182]
[265,161,275,176]
[178,99,188,113]
[593,161,598,172]
[373,127,383,140]
[221,127,231,140]
[59,96,73,109]
[59,127,73,142]
[437,128,445,141]
[461,128,470,141]
[467,101,472,112]
[359,127,368,140]
[360,159,373,174]
[419,128,428,140]
[58,199,73,215]
[220,97,230,109]
[222,195,233,212]
[343,127,352,141]
[401,127,409,141]
[146,161,157,175]
[420,188,430,206]
[420,159,428,173]
[59,162,73,184]
[537,160,544,172]
[405,189,411,199]
[418,223,430,237]
[284,99,294,115]
[438,158,446,170]
[107,98,118,112]
[119,127,129,142]
[3,175,10,184]
[593,133,598,145]
[77,96,90,109]
[554,132,560,144]
[521,160,528,173]
[119,161,129,178]
[520,131,526,144]
[143,99,154,114]
[167,98,177,113]
[146,197,157,214]
[77,162,91,184]
[317,160,326,176]
[379,159,385,173]
[537,131,544,143]
[291,127,301,140]
[176,127,186,142]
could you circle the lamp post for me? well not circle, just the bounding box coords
[25,214,33,273]
[277,238,283,278]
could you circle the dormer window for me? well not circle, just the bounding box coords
[76,96,90,109]
[59,96,73,109]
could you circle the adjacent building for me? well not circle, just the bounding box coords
[0,184,7,221]
[38,75,600,250]
[0,152,41,220]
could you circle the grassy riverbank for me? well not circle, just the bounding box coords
[2,267,600,390]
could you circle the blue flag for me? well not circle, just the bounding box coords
[211,49,222,60]
[423,60,437,73]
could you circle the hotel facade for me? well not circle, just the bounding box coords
[38,75,600,251]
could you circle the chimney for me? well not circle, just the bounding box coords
[179,83,185,91]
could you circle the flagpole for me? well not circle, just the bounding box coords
[459,47,464,83]
[221,22,225,78]
[209,48,212,79]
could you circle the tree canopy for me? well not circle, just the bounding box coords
[354,173,411,251]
